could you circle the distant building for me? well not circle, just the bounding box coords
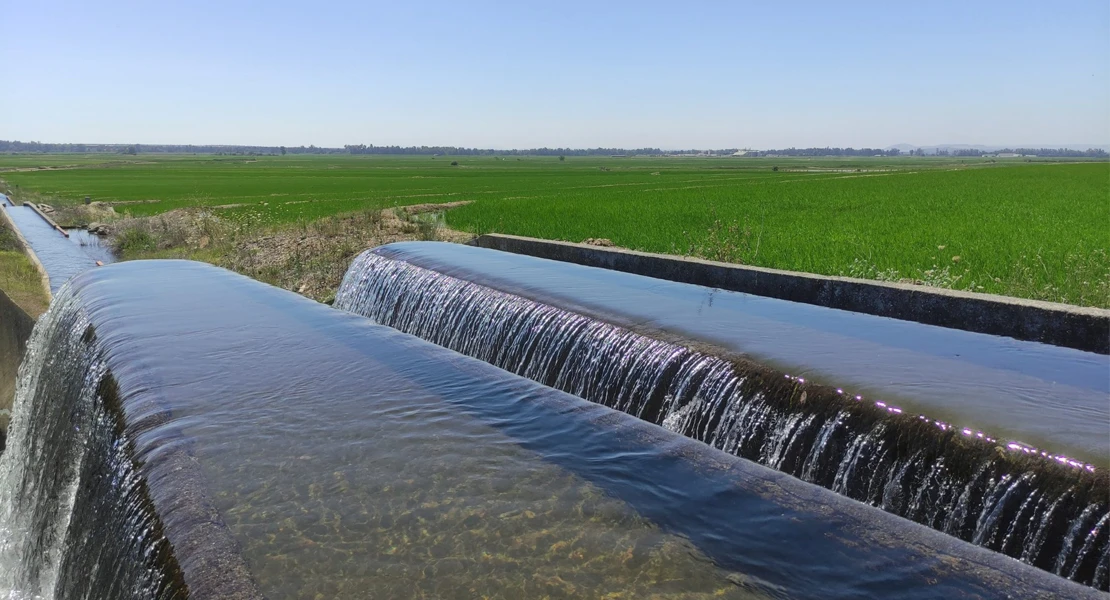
[996,153,1020,158]
[731,150,752,156]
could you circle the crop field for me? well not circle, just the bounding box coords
[1,154,1107,307]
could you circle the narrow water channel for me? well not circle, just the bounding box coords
[2,261,1096,599]
[3,206,97,293]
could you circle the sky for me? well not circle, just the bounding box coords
[1,0,1107,149]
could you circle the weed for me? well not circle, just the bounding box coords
[675,210,757,264]
[842,258,902,283]
[113,228,156,256]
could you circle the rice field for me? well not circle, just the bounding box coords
[1,154,1106,306]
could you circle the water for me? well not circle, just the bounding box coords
[65,228,116,264]
[0,289,187,600]
[3,206,98,294]
[2,261,1098,599]
[350,242,1110,466]
[336,244,1110,590]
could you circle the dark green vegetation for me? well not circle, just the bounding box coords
[1,154,1106,307]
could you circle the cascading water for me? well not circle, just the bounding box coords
[0,289,187,600]
[1,257,1104,599]
[337,248,1110,591]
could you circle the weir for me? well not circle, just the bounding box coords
[336,242,1110,590]
[2,261,1103,599]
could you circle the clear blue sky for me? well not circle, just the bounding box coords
[1,0,1107,149]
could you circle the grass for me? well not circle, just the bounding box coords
[0,216,49,317]
[0,154,1106,307]
[447,162,1110,306]
[99,202,468,303]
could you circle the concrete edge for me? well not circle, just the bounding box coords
[0,204,52,302]
[0,287,33,435]
[25,202,70,238]
[475,234,1110,354]
[100,344,266,599]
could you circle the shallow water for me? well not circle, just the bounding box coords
[2,260,1097,599]
[336,247,1110,588]
[65,228,116,264]
[367,242,1110,467]
[3,206,97,293]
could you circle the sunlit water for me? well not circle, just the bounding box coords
[0,261,1097,599]
[336,243,1110,590]
[350,242,1110,465]
[3,206,97,294]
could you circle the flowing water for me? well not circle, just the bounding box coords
[336,243,1110,590]
[349,242,1110,465]
[3,206,97,294]
[65,229,116,265]
[1,261,1099,599]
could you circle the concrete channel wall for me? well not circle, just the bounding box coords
[0,288,33,437]
[26,202,70,238]
[475,234,1110,354]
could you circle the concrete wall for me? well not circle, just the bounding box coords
[475,234,1110,354]
[0,288,34,434]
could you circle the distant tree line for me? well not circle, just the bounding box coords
[342,144,665,156]
[1,140,1105,158]
[946,148,1108,158]
[0,140,665,156]
[745,147,903,157]
[0,140,345,155]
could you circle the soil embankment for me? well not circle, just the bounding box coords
[101,203,473,302]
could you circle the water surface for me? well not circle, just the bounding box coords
[372,242,1110,466]
[3,260,1096,599]
[66,228,116,264]
[3,205,97,293]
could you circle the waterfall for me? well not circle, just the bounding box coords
[337,249,1110,591]
[0,287,187,600]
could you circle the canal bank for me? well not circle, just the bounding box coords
[474,234,1110,354]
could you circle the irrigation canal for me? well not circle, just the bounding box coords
[0,211,1105,598]
[1,195,107,293]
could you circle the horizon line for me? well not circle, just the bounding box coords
[3,140,1109,153]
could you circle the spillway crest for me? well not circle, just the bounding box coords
[337,247,1110,590]
[1,258,1106,599]
[0,290,188,599]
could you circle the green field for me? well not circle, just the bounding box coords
[1,154,1107,307]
